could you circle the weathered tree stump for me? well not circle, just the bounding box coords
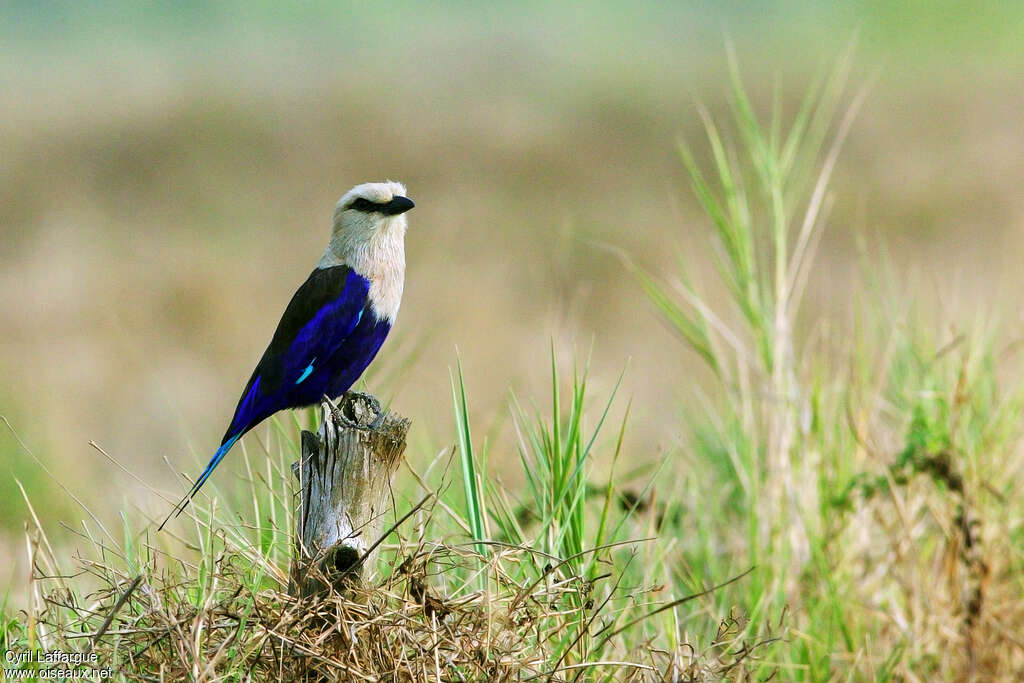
[289,392,409,598]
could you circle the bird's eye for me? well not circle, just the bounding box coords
[349,197,380,212]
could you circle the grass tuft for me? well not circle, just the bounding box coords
[634,48,1024,679]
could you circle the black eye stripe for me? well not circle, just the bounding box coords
[349,197,380,212]
[347,195,415,216]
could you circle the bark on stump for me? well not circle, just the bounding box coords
[289,392,409,598]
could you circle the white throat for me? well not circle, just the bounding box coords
[318,215,407,323]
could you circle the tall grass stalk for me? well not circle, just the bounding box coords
[451,356,488,559]
[638,48,866,583]
[509,350,623,576]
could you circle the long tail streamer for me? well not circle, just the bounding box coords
[158,432,241,531]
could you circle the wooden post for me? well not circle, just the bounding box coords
[289,392,409,598]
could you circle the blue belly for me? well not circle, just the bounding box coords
[290,311,392,407]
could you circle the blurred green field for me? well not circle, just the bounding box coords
[1,2,1023,678]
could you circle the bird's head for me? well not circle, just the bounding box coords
[333,181,414,239]
[322,181,414,267]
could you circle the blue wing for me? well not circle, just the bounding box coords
[222,265,372,439]
[160,265,374,528]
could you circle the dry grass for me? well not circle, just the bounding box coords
[22,514,775,681]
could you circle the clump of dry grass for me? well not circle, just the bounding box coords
[20,516,773,682]
[829,322,1024,679]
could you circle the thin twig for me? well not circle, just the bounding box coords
[603,566,755,641]
[87,575,143,653]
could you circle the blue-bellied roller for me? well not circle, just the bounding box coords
[160,181,414,529]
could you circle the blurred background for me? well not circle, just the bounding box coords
[1,1,1021,578]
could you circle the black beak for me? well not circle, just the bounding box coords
[380,196,415,216]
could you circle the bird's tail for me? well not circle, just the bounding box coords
[158,432,242,531]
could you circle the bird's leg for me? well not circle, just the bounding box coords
[322,394,353,429]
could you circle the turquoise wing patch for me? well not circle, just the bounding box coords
[296,358,316,384]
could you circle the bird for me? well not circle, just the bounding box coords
[159,181,414,530]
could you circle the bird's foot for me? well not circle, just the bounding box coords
[329,391,385,431]
[366,408,387,431]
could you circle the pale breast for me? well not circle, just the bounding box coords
[356,226,406,324]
